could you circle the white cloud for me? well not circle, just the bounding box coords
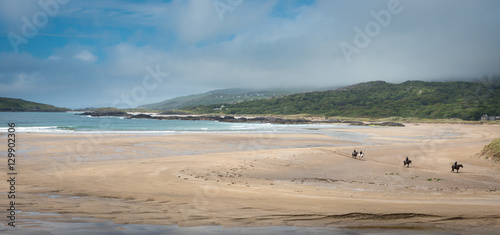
[0,73,37,92]
[46,55,60,61]
[75,50,97,62]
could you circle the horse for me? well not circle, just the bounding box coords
[403,159,412,167]
[451,164,463,173]
[352,151,358,159]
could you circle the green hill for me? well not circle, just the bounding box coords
[0,97,70,112]
[139,88,316,110]
[182,80,500,120]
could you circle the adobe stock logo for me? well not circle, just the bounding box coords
[339,0,403,63]
[8,0,70,53]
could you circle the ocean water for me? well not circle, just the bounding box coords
[0,112,370,135]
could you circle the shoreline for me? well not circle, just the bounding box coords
[118,111,500,125]
[1,123,369,135]
[2,123,500,232]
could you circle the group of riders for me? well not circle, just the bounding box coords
[351,150,462,172]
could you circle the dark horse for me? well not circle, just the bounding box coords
[451,164,463,173]
[403,159,412,167]
[352,150,358,159]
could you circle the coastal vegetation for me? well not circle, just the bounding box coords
[181,80,500,121]
[0,97,69,112]
[480,138,500,162]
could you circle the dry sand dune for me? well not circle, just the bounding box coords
[2,123,500,232]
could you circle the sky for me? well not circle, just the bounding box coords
[1,0,499,109]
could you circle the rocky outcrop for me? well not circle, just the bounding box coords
[127,114,404,126]
[131,114,153,119]
[379,122,405,127]
[349,121,405,127]
[79,110,131,117]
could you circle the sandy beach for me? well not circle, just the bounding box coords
[2,123,500,233]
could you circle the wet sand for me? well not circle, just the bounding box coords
[2,123,500,233]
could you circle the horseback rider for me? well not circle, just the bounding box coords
[454,161,458,168]
[406,156,409,162]
[359,151,364,158]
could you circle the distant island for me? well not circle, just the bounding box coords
[0,97,70,112]
[78,107,130,117]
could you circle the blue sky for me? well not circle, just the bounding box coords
[1,0,500,108]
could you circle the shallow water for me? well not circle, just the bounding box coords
[1,216,454,235]
[0,210,466,235]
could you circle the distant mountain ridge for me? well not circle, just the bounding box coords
[181,80,500,120]
[139,88,326,110]
[0,97,70,112]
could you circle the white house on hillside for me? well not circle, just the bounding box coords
[481,114,500,121]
